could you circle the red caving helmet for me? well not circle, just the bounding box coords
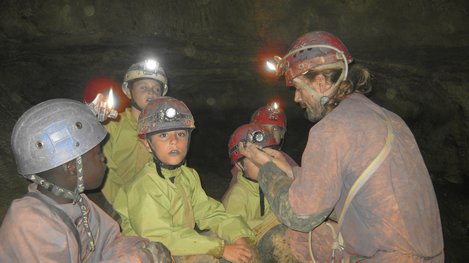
[228,123,278,165]
[250,102,286,130]
[278,31,353,86]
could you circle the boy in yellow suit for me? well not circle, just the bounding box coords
[114,97,255,263]
[102,59,168,206]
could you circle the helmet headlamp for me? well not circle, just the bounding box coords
[165,107,177,118]
[144,59,159,73]
[250,130,265,143]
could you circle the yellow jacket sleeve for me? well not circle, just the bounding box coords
[101,109,152,204]
[114,164,225,257]
[187,168,254,243]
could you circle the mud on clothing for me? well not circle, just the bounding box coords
[0,184,169,263]
[258,93,444,262]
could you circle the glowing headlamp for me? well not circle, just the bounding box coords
[268,101,280,113]
[165,107,177,118]
[265,56,283,74]
[266,60,277,72]
[249,130,265,144]
[143,59,159,73]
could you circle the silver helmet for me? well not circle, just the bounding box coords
[11,98,107,175]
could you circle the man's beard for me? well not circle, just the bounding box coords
[304,100,326,123]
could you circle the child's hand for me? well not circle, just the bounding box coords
[87,93,118,122]
[222,241,253,263]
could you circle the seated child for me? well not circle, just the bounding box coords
[0,98,172,262]
[102,59,169,206]
[113,96,255,263]
[223,124,306,262]
[223,124,282,242]
[222,102,298,201]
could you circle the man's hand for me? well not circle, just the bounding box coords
[239,142,293,179]
[223,238,253,263]
[262,148,293,178]
[238,142,272,167]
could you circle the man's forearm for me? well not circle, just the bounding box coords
[258,162,329,232]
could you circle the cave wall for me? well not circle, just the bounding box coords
[0,0,468,261]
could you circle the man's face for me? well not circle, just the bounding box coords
[128,79,162,110]
[292,75,326,123]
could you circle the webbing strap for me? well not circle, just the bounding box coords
[332,114,394,262]
[26,192,82,258]
[337,117,394,231]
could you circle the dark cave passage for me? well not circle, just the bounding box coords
[1,0,468,262]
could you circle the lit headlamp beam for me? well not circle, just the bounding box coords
[266,60,277,72]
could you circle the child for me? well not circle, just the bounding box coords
[222,102,298,201]
[223,124,301,262]
[249,102,297,167]
[102,59,168,205]
[113,96,255,263]
[0,98,172,262]
[223,124,282,242]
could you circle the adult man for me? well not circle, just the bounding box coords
[239,31,444,262]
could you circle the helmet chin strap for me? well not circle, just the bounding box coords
[146,138,187,179]
[303,61,347,107]
[25,156,96,252]
[130,99,143,111]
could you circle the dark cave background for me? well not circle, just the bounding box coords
[0,0,468,261]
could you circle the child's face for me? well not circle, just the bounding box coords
[263,124,285,145]
[81,145,106,190]
[241,158,259,182]
[149,129,190,165]
[129,79,162,110]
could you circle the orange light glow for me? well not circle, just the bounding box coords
[83,76,128,112]
[256,42,287,80]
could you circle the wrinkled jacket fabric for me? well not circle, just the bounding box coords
[222,151,297,201]
[102,108,152,204]
[258,93,444,262]
[113,162,254,257]
[0,184,167,263]
[223,171,274,231]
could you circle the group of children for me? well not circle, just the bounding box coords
[0,58,297,262]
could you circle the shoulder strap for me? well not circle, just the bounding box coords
[26,192,82,257]
[331,112,394,261]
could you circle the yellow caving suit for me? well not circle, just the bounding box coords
[102,108,152,204]
[222,171,280,242]
[113,162,254,258]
